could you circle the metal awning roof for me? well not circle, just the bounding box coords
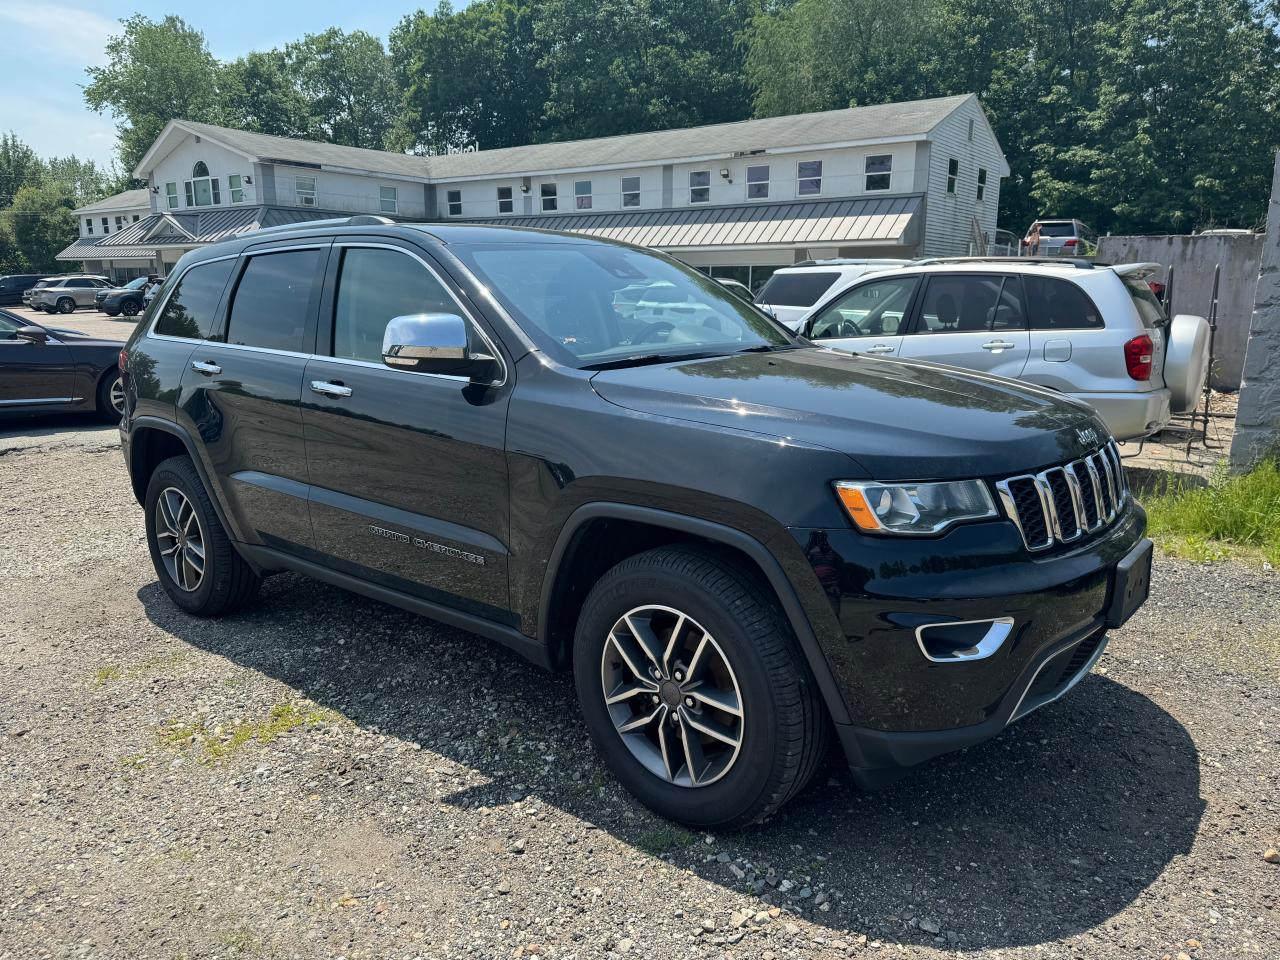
[55,237,157,261]
[465,195,921,249]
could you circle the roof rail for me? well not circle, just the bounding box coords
[910,255,1099,269]
[788,257,910,268]
[250,214,397,237]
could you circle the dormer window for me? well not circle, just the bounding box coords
[184,161,220,207]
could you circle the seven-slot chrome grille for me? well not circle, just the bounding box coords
[995,442,1128,551]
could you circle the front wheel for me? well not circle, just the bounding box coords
[120,299,141,317]
[144,456,260,616]
[573,546,830,828]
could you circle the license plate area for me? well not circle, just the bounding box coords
[1106,538,1153,628]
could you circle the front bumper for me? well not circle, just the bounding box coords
[789,501,1147,784]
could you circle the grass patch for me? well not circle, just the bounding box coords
[1143,459,1280,565]
[157,701,341,763]
[634,823,697,856]
[93,652,188,686]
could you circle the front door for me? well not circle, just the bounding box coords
[300,241,513,622]
[897,273,1030,379]
[176,244,328,552]
[0,314,74,406]
[804,274,921,358]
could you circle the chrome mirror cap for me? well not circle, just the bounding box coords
[382,313,469,367]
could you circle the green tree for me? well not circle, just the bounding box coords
[390,0,550,153]
[535,0,754,141]
[284,29,397,149]
[0,133,42,206]
[6,184,79,272]
[220,49,315,140]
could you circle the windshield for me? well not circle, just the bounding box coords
[122,277,149,290]
[453,242,793,367]
[754,271,841,307]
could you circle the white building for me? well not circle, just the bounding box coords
[59,94,1009,290]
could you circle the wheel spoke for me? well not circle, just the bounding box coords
[677,709,708,785]
[606,631,654,685]
[661,612,687,672]
[184,546,204,575]
[159,541,180,557]
[685,631,713,680]
[681,709,740,748]
[159,492,180,535]
[656,711,679,781]
[617,704,663,734]
[689,685,742,718]
[605,680,657,706]
[185,539,205,563]
[622,612,666,670]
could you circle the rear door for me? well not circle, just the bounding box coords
[897,273,1030,378]
[300,239,513,620]
[804,274,921,357]
[178,242,330,552]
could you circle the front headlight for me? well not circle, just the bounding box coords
[834,479,997,535]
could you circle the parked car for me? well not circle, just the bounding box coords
[797,258,1210,440]
[753,259,910,330]
[22,277,58,308]
[30,275,112,314]
[97,276,164,317]
[119,218,1151,828]
[0,273,46,306]
[0,308,125,421]
[1022,219,1098,257]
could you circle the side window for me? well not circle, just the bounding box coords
[915,275,1003,334]
[1024,275,1104,330]
[330,247,466,364]
[225,249,321,352]
[67,279,91,288]
[809,276,920,340]
[990,277,1026,331]
[154,259,237,340]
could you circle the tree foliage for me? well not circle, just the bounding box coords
[284,29,398,150]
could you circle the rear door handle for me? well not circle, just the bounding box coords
[310,380,352,398]
[864,344,895,354]
[190,360,221,375]
[982,340,1016,351]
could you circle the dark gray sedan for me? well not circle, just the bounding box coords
[0,309,124,421]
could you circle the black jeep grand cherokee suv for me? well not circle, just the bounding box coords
[119,218,1152,828]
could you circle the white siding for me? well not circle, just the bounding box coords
[266,164,428,219]
[149,138,258,212]
[919,97,1005,257]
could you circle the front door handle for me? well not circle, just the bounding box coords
[310,380,353,398]
[863,344,895,354]
[190,360,222,375]
[982,340,1016,351]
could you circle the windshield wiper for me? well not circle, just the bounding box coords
[581,351,722,371]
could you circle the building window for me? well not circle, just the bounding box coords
[85,218,93,235]
[193,161,210,177]
[132,214,140,222]
[621,176,640,207]
[186,177,221,207]
[797,160,822,196]
[101,217,110,235]
[977,168,988,201]
[115,216,125,231]
[165,182,178,209]
[746,165,770,200]
[947,158,959,194]
[497,186,513,214]
[689,170,710,204]
[294,176,317,207]
[380,185,398,214]
[968,119,975,141]
[447,190,462,217]
[541,182,557,212]
[574,180,592,210]
[228,174,245,204]
[865,155,892,191]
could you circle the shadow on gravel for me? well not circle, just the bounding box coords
[141,574,1205,952]
[0,413,116,439]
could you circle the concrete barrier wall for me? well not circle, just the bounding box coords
[1097,234,1264,390]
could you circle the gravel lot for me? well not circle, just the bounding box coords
[1,419,1276,960]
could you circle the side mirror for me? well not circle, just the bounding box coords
[382,313,498,381]
[14,326,48,344]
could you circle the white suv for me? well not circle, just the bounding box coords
[797,258,1210,440]
[753,259,910,330]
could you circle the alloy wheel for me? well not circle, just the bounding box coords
[600,604,744,787]
[108,376,125,414]
[155,487,206,592]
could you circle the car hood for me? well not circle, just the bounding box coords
[589,347,1107,480]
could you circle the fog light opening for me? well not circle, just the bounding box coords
[915,617,1015,663]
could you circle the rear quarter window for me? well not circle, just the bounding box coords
[1121,276,1167,329]
[755,271,841,307]
[154,259,236,340]
[1023,275,1104,330]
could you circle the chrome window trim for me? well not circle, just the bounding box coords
[144,252,243,342]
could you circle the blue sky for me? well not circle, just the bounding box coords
[0,1,429,172]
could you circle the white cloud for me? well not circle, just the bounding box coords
[0,2,116,66]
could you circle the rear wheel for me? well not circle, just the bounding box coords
[95,371,125,422]
[144,456,260,616]
[56,297,75,314]
[120,299,141,317]
[573,545,829,828]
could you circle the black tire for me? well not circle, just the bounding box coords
[94,370,124,423]
[573,545,830,829]
[104,308,120,317]
[56,297,75,314]
[120,299,140,317]
[144,456,260,616]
